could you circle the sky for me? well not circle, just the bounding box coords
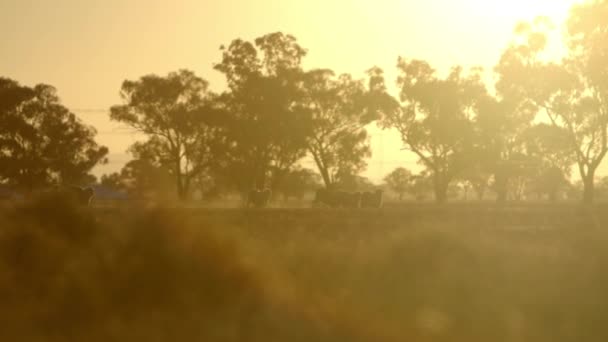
[0,0,584,182]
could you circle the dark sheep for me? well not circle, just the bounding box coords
[361,190,384,208]
[337,191,362,208]
[247,189,272,208]
[314,189,362,208]
[67,186,95,206]
[314,189,335,208]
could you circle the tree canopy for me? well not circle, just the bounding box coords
[378,60,487,202]
[212,32,311,194]
[0,78,108,192]
[110,70,219,200]
[496,2,608,203]
[301,69,376,188]
[7,1,608,205]
[384,167,413,201]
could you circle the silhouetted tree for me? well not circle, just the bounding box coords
[494,152,541,201]
[121,141,178,199]
[527,166,570,201]
[378,60,486,203]
[497,8,608,203]
[521,124,575,201]
[384,167,413,201]
[110,70,219,200]
[301,69,375,188]
[213,32,310,194]
[0,78,108,192]
[475,94,536,202]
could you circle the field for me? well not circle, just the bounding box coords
[2,196,608,342]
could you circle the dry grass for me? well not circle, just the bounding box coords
[2,196,608,341]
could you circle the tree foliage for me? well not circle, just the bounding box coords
[110,70,219,200]
[378,60,487,203]
[8,11,608,205]
[473,91,537,202]
[384,167,413,201]
[497,4,608,203]
[301,69,375,188]
[0,78,108,191]
[213,32,310,193]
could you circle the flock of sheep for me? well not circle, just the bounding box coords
[67,186,384,209]
[313,189,383,209]
[247,188,384,209]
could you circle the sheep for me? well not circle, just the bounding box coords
[247,188,272,208]
[314,188,335,208]
[361,190,384,208]
[67,186,95,206]
[314,189,362,208]
[337,191,362,208]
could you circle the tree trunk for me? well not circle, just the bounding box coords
[582,172,595,205]
[320,169,332,189]
[434,183,448,203]
[176,159,186,201]
[433,173,449,204]
[176,181,185,200]
[310,150,332,189]
[252,157,268,190]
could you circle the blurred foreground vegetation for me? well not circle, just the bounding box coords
[1,195,608,341]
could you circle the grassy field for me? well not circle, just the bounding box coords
[2,196,608,341]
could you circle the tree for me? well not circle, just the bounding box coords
[0,78,108,192]
[108,144,175,200]
[521,123,575,201]
[474,91,537,202]
[494,152,541,201]
[527,166,570,201]
[301,69,375,188]
[384,167,413,201]
[497,6,608,203]
[213,32,310,194]
[378,60,487,203]
[122,140,180,199]
[110,70,219,200]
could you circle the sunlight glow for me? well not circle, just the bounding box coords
[1,0,587,180]
[475,0,574,22]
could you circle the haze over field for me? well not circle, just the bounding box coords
[0,0,585,181]
[6,2,608,340]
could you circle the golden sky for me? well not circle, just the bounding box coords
[0,0,579,180]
